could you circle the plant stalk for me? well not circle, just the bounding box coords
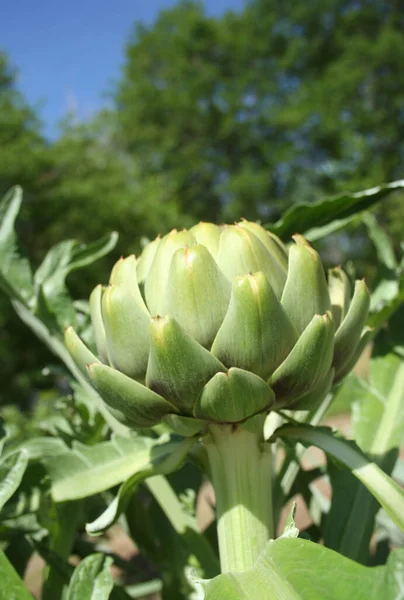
[204,423,273,573]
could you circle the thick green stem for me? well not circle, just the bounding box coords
[204,423,273,573]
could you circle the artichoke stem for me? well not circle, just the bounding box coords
[204,422,273,573]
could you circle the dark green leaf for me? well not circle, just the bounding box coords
[0,550,33,600]
[323,450,397,564]
[267,180,404,241]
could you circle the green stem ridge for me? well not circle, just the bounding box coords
[205,423,273,573]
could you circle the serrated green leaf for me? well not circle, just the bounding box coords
[10,299,130,437]
[34,232,118,328]
[44,434,190,502]
[86,436,195,534]
[267,179,404,240]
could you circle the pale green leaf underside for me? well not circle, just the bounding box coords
[86,436,195,534]
[0,450,29,512]
[351,353,404,454]
[66,553,114,600]
[203,539,404,600]
[44,433,186,502]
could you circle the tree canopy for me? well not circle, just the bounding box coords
[116,0,404,223]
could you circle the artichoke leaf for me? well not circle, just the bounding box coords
[194,367,274,422]
[88,362,178,427]
[146,315,226,413]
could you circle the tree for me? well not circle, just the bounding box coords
[0,52,49,195]
[42,111,188,262]
[116,0,404,227]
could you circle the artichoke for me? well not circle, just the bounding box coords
[65,220,371,431]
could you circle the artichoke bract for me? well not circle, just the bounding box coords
[65,220,370,431]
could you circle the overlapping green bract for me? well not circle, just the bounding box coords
[65,221,370,430]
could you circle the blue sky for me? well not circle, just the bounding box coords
[2,0,244,138]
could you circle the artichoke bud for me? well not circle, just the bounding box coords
[102,284,150,379]
[328,267,351,328]
[110,254,136,285]
[163,244,231,348]
[194,367,275,423]
[89,285,109,364]
[288,367,335,411]
[145,229,197,315]
[216,224,286,298]
[146,315,226,414]
[211,271,297,379]
[238,220,288,271]
[109,255,147,309]
[189,222,221,258]
[87,362,178,427]
[136,236,161,284]
[334,327,373,383]
[333,280,371,380]
[270,311,335,407]
[65,218,372,430]
[281,235,331,334]
[64,325,99,378]
[162,414,207,437]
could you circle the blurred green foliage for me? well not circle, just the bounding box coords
[1,0,404,406]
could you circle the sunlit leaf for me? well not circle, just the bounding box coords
[43,433,193,503]
[267,180,404,241]
[66,553,114,600]
[86,436,195,534]
[270,424,404,532]
[0,451,29,512]
[202,539,404,599]
[0,550,33,600]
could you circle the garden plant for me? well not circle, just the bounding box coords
[0,182,403,599]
